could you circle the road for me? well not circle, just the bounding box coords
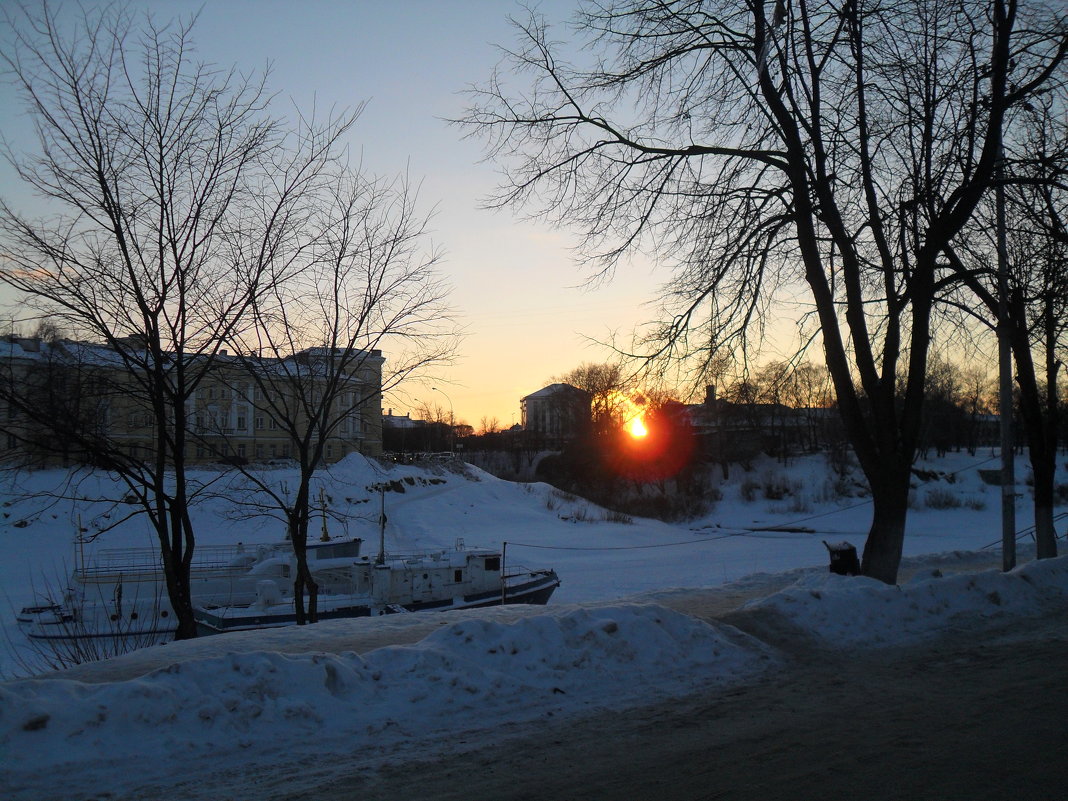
[309,606,1068,801]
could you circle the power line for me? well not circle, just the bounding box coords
[505,531,743,552]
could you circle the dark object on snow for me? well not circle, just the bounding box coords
[823,540,860,576]
[977,469,1003,486]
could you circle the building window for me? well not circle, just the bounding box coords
[269,444,277,458]
[255,415,264,430]
[237,444,246,458]
[255,444,264,458]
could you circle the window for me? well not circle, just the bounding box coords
[453,569,463,583]
[255,444,264,458]
[236,406,247,430]
[326,444,333,459]
[237,444,246,458]
[269,444,277,457]
[254,415,264,430]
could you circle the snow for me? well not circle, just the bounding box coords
[1,451,1065,799]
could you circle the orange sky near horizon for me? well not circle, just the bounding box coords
[0,1,809,429]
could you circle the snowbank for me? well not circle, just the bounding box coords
[1,604,775,800]
[4,557,1068,801]
[740,555,1068,647]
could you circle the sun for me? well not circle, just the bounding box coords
[627,416,648,439]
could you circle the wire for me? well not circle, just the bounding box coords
[505,531,744,552]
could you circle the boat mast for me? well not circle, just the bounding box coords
[376,487,386,565]
[319,487,330,542]
[500,541,507,606]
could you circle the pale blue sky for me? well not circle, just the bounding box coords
[1,0,667,427]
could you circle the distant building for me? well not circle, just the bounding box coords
[0,336,383,466]
[382,409,424,429]
[520,383,591,446]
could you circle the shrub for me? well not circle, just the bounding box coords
[780,493,812,514]
[762,475,791,500]
[1055,484,1068,506]
[924,488,962,509]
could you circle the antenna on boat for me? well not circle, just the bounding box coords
[501,541,507,606]
[75,515,85,577]
[376,486,386,565]
[319,487,330,542]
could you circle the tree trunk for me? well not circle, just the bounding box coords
[1032,464,1058,560]
[860,472,911,585]
[1011,302,1059,560]
[157,498,199,641]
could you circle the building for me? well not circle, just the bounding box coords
[520,383,591,446]
[0,336,383,466]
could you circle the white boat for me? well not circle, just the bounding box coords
[17,536,560,646]
[16,539,332,645]
[193,541,561,634]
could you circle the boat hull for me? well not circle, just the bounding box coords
[194,570,561,634]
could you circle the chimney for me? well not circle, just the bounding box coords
[705,385,716,406]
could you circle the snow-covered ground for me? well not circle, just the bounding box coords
[1,451,1065,799]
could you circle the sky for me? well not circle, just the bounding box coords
[2,450,1065,798]
[0,0,680,429]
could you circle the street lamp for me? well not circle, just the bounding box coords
[432,386,454,452]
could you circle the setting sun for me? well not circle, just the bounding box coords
[627,417,648,438]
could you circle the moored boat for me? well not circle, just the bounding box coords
[193,545,560,633]
[17,536,560,646]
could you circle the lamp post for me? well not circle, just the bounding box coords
[432,386,454,452]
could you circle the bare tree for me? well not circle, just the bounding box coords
[462,0,1066,582]
[217,171,454,624]
[947,100,1067,559]
[555,362,630,434]
[0,4,368,637]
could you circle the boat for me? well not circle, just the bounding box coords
[193,540,561,634]
[16,539,324,646]
[17,536,560,646]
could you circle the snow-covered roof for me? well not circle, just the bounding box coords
[521,382,590,401]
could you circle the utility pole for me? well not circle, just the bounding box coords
[996,144,1016,572]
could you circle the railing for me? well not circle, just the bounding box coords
[75,542,286,581]
[982,511,1068,550]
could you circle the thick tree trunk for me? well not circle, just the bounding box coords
[1011,306,1059,560]
[289,483,320,625]
[1031,458,1058,560]
[860,472,911,585]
